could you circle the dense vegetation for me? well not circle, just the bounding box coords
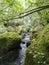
[24,24,49,65]
[0,0,49,65]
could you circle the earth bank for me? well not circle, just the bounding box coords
[24,24,49,65]
[0,32,21,55]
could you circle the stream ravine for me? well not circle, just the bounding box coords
[0,34,30,65]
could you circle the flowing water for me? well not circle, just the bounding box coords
[16,43,27,65]
[0,35,30,65]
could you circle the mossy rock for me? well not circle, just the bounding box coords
[24,24,49,65]
[0,32,21,53]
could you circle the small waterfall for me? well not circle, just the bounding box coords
[15,34,30,65]
[16,43,27,65]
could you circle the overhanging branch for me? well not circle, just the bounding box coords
[2,4,49,21]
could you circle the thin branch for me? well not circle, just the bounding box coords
[2,4,49,21]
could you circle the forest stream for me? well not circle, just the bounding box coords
[0,34,30,65]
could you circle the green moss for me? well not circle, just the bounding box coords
[0,32,21,52]
[24,24,49,65]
